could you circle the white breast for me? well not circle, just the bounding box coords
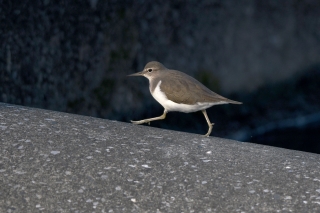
[151,81,228,113]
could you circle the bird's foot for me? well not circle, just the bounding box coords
[203,123,214,137]
[131,120,151,125]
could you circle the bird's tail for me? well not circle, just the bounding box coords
[226,99,242,104]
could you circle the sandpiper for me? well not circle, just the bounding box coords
[129,61,242,136]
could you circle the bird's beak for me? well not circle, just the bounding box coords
[127,70,144,77]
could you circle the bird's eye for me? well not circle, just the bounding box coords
[148,68,152,72]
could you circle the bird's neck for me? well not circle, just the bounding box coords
[149,78,161,94]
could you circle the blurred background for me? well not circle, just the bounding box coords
[1,0,320,153]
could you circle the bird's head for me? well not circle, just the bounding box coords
[128,61,166,79]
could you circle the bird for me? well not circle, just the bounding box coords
[128,61,242,136]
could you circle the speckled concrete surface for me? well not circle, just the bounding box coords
[0,103,320,212]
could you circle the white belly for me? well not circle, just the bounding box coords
[151,81,227,113]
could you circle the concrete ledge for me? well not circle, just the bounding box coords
[1,103,320,212]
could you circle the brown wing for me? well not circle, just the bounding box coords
[159,70,231,105]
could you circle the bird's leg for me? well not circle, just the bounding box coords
[131,109,167,125]
[202,110,214,137]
